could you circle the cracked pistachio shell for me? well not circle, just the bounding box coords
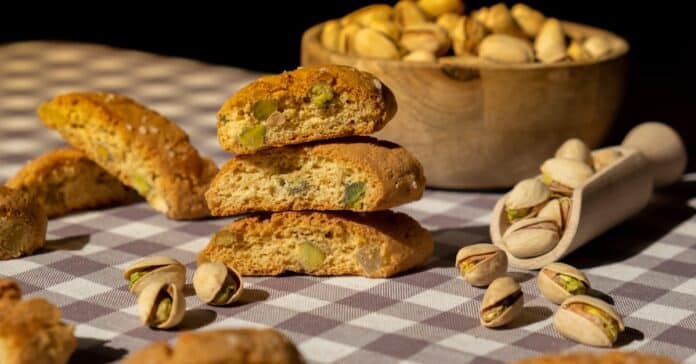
[137,282,185,329]
[592,149,623,172]
[540,158,595,193]
[341,4,393,27]
[503,217,560,258]
[534,18,567,64]
[479,34,534,64]
[354,28,401,59]
[455,244,507,287]
[481,3,525,38]
[553,295,624,347]
[511,3,545,37]
[321,20,342,52]
[537,262,590,304]
[480,276,523,327]
[364,19,401,41]
[452,16,488,55]
[555,138,592,166]
[537,197,571,230]
[400,23,451,56]
[403,50,437,62]
[193,262,244,306]
[506,178,550,210]
[124,256,186,296]
[394,1,428,28]
[337,23,362,54]
[584,35,613,59]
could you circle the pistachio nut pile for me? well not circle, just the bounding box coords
[501,138,623,259]
[320,1,618,64]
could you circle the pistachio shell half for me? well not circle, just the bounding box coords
[400,23,451,56]
[554,138,592,166]
[592,149,623,172]
[455,244,507,287]
[137,282,186,329]
[123,256,186,296]
[553,295,624,347]
[537,262,590,304]
[536,197,571,231]
[193,262,244,306]
[479,34,534,64]
[510,3,545,37]
[534,18,567,64]
[505,178,550,222]
[540,158,595,195]
[480,276,523,328]
[503,217,560,258]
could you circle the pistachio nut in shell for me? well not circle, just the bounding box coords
[137,282,186,329]
[537,262,590,304]
[481,3,525,38]
[536,197,571,230]
[540,158,595,195]
[321,20,342,52]
[503,217,561,258]
[510,3,545,37]
[452,16,488,55]
[553,295,624,347]
[341,4,393,27]
[480,276,523,328]
[504,178,550,222]
[592,149,623,172]
[583,35,613,59]
[555,138,592,166]
[123,256,186,296]
[567,40,592,61]
[455,244,507,287]
[479,34,534,64]
[400,23,451,56]
[364,18,401,41]
[394,0,428,28]
[403,50,437,62]
[436,12,461,36]
[534,18,567,64]
[337,23,362,54]
[417,0,464,18]
[353,27,400,59]
[193,262,244,306]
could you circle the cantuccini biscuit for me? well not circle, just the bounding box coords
[514,351,676,364]
[0,186,46,260]
[198,210,433,278]
[217,64,396,154]
[206,137,425,215]
[38,92,218,219]
[6,147,139,218]
[122,328,304,364]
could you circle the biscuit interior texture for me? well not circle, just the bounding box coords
[217,64,396,154]
[198,211,433,278]
[0,186,47,260]
[5,148,138,218]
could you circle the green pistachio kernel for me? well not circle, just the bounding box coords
[460,261,475,274]
[252,99,278,121]
[129,271,145,288]
[483,305,505,321]
[213,281,238,305]
[558,274,586,295]
[343,182,366,208]
[505,207,530,222]
[239,124,267,150]
[584,305,618,341]
[154,297,172,324]
[132,174,151,196]
[541,174,553,185]
[297,242,326,272]
[309,83,334,107]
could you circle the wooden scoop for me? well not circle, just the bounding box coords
[490,122,687,270]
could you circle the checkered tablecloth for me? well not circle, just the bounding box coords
[1,41,694,364]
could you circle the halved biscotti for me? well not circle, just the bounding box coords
[205,137,425,215]
[0,186,46,260]
[217,64,397,154]
[38,92,218,219]
[197,210,433,278]
[5,147,139,218]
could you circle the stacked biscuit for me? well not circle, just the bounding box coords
[198,64,433,278]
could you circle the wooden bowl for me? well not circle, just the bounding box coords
[301,22,629,189]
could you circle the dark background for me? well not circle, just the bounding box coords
[1,1,693,169]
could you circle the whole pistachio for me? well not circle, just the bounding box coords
[354,28,401,59]
[400,23,451,55]
[536,197,571,230]
[123,256,186,296]
[137,282,185,329]
[537,262,589,304]
[479,34,534,64]
[394,0,428,28]
[471,6,489,25]
[592,149,623,172]
[321,20,342,52]
[503,217,561,258]
[417,0,464,18]
[583,35,613,59]
[480,276,523,328]
[540,158,595,195]
[480,3,525,38]
[403,50,437,62]
[567,39,592,61]
[452,16,488,55]
[341,4,393,27]
[365,18,401,41]
[555,138,592,166]
[511,3,545,38]
[193,262,244,306]
[504,178,550,223]
[436,12,461,36]
[553,295,624,347]
[455,243,507,287]
[534,18,567,64]
[337,23,363,54]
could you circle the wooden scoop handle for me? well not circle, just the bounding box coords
[621,122,687,188]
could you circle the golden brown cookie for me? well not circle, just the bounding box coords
[0,278,21,303]
[198,210,433,278]
[38,92,218,219]
[217,64,396,154]
[205,137,425,215]
[122,328,304,364]
[0,186,47,260]
[5,147,139,218]
[513,351,676,364]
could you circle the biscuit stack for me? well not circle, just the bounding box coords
[198,65,433,278]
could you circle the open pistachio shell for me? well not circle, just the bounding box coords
[537,262,590,304]
[510,3,545,37]
[555,138,592,166]
[451,16,488,56]
[481,3,525,38]
[553,295,624,347]
[455,244,507,287]
[353,28,401,60]
[479,34,534,64]
[503,217,560,258]
[592,149,623,172]
[400,23,451,56]
[505,178,550,222]
[536,197,571,231]
[193,262,244,306]
[540,158,594,194]
[123,256,186,296]
[137,282,186,329]
[480,276,523,328]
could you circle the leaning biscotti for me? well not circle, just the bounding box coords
[5,147,139,218]
[0,186,46,260]
[217,64,397,154]
[205,137,425,215]
[198,210,433,278]
[122,329,304,364]
[38,92,218,219]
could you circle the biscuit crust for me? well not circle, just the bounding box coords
[0,186,46,260]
